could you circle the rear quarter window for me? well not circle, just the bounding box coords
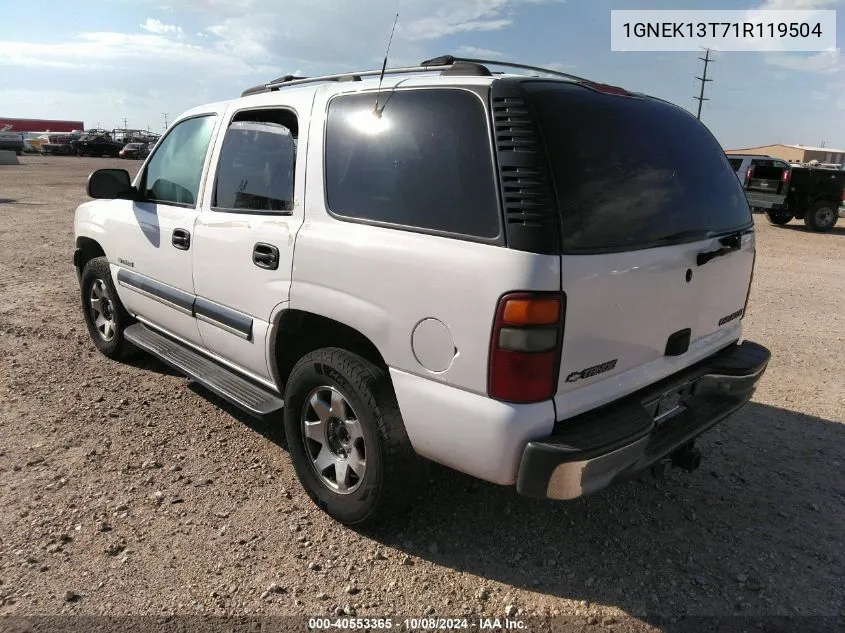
[523,81,751,253]
[323,89,501,240]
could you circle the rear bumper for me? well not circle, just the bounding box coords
[745,191,786,210]
[516,340,770,500]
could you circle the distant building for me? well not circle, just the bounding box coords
[725,144,845,164]
[0,117,85,133]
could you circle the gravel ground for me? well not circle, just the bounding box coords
[0,156,843,632]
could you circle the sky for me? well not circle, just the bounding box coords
[0,0,843,150]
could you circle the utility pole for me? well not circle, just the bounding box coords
[162,113,169,130]
[694,48,713,120]
[122,117,129,129]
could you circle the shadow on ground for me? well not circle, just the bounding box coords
[772,224,845,237]
[368,401,844,622]
[154,369,845,624]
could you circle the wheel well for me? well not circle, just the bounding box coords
[274,310,387,389]
[810,198,837,209]
[75,237,106,272]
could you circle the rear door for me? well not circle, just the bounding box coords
[191,100,307,383]
[522,81,755,420]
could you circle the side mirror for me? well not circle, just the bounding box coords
[87,169,136,200]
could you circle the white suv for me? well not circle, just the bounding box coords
[73,56,770,525]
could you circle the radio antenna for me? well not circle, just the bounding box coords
[374,13,399,118]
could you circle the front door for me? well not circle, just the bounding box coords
[109,113,220,347]
[191,104,307,384]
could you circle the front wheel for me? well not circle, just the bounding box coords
[283,348,428,526]
[80,257,133,359]
[765,209,792,225]
[804,201,838,232]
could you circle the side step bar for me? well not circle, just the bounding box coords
[124,323,284,421]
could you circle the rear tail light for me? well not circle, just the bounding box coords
[488,293,564,404]
[782,169,790,183]
[745,167,753,184]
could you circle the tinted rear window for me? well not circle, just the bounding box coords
[324,89,500,239]
[523,82,751,253]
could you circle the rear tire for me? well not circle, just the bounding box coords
[765,209,792,225]
[804,201,838,232]
[283,348,428,526]
[80,257,134,359]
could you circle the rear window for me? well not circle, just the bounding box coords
[523,81,751,253]
[324,89,500,240]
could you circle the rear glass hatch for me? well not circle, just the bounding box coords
[518,80,755,419]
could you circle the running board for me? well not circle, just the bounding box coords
[124,323,284,421]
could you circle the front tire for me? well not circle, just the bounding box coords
[283,348,428,526]
[765,209,792,225]
[80,257,133,359]
[804,201,838,232]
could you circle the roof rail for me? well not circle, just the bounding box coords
[240,54,602,97]
[420,55,591,83]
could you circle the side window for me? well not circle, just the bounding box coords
[143,115,216,207]
[324,89,500,239]
[727,158,742,171]
[213,110,298,213]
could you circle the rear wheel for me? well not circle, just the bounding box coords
[283,348,428,526]
[765,209,792,225]
[804,201,838,232]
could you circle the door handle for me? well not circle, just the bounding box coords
[253,243,279,270]
[172,228,191,250]
[696,232,741,266]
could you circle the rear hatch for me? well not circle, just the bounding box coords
[746,159,790,194]
[521,81,755,420]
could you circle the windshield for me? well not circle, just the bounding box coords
[523,81,752,253]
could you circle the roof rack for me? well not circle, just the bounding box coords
[240,55,598,97]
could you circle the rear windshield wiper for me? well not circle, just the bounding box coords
[696,232,743,266]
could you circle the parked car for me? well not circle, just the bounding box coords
[0,125,24,155]
[40,134,75,155]
[73,55,770,525]
[119,143,150,160]
[74,133,123,157]
[727,154,843,231]
[761,164,845,231]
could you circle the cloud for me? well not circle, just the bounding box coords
[141,18,184,36]
[0,31,279,76]
[765,49,842,73]
[545,61,577,71]
[455,45,508,58]
[183,0,559,65]
[754,0,838,9]
[811,90,829,99]
[0,0,560,127]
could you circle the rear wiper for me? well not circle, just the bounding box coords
[696,231,742,266]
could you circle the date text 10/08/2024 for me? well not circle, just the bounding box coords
[308,617,527,630]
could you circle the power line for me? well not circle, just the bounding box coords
[693,48,713,120]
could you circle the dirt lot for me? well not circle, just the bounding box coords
[0,156,843,631]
